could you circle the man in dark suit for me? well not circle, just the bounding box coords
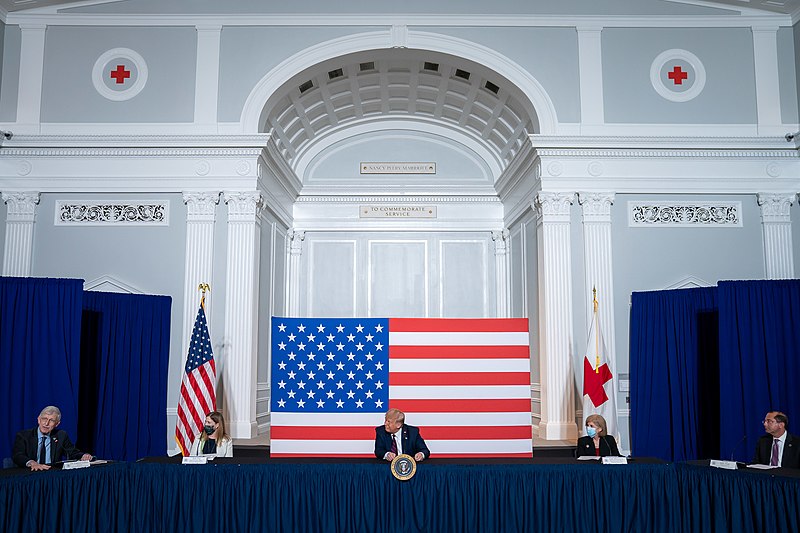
[753,411,800,468]
[374,408,430,462]
[12,406,93,471]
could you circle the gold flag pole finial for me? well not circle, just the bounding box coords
[198,283,210,309]
[593,286,600,373]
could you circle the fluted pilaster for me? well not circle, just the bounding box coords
[2,192,40,276]
[578,192,617,363]
[757,193,795,279]
[286,230,305,316]
[223,191,263,437]
[492,229,511,318]
[182,192,220,358]
[534,192,578,440]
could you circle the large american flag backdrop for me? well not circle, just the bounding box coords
[270,317,532,457]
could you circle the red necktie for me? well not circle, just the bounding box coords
[390,434,398,455]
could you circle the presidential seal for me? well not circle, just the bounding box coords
[390,454,417,481]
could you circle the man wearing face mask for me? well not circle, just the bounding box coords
[753,411,800,468]
[189,411,233,457]
[576,414,620,458]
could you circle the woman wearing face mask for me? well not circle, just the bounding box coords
[576,414,620,458]
[189,411,233,457]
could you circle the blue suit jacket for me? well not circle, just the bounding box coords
[374,424,430,460]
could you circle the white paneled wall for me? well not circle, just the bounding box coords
[299,231,496,318]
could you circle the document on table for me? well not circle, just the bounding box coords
[746,464,780,470]
[576,456,601,461]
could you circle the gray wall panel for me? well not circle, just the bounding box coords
[218,26,380,123]
[611,194,764,380]
[778,27,798,125]
[41,27,196,123]
[603,28,757,124]
[0,25,20,123]
[31,192,187,454]
[794,22,800,125]
[424,27,581,123]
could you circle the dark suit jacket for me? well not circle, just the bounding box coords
[374,424,430,460]
[753,432,800,468]
[575,435,621,458]
[12,428,86,468]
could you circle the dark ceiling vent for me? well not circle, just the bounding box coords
[328,68,344,80]
[299,80,314,94]
[454,69,471,80]
[484,80,500,94]
[359,62,375,72]
[423,61,440,72]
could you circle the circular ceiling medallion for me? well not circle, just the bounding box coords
[92,48,148,101]
[650,49,706,103]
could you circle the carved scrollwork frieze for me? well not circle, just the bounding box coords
[56,201,168,225]
[629,201,740,227]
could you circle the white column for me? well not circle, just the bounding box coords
[181,192,220,358]
[286,230,305,316]
[17,24,47,129]
[2,192,40,276]
[194,25,222,130]
[578,191,617,378]
[752,27,782,131]
[222,191,263,438]
[577,26,604,129]
[534,192,578,441]
[491,229,510,318]
[757,193,795,279]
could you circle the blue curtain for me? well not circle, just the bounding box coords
[718,279,800,462]
[80,291,172,462]
[629,287,718,461]
[0,277,85,461]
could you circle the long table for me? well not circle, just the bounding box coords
[1,458,798,532]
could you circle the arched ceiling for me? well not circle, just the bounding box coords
[260,49,539,183]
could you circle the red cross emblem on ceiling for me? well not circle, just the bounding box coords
[667,66,688,85]
[110,65,131,85]
[583,357,613,407]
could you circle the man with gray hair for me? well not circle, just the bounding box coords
[12,406,93,471]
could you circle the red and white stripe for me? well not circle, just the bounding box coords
[175,359,216,455]
[271,318,532,457]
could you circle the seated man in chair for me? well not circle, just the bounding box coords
[12,406,93,471]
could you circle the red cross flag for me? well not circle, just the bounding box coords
[582,289,618,439]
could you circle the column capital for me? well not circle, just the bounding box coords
[757,193,795,223]
[183,191,220,220]
[491,229,510,255]
[578,192,615,222]
[224,191,263,220]
[3,191,40,220]
[288,229,306,256]
[535,192,574,221]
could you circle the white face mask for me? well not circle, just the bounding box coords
[586,426,597,438]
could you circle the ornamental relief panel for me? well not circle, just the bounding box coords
[629,201,741,227]
[56,201,168,225]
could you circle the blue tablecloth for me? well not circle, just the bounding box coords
[1,460,797,532]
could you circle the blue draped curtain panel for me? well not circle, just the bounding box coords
[81,291,172,462]
[0,277,85,462]
[717,280,800,462]
[629,286,718,461]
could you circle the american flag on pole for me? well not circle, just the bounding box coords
[175,295,216,456]
[270,317,532,457]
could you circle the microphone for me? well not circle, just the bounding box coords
[730,434,748,462]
